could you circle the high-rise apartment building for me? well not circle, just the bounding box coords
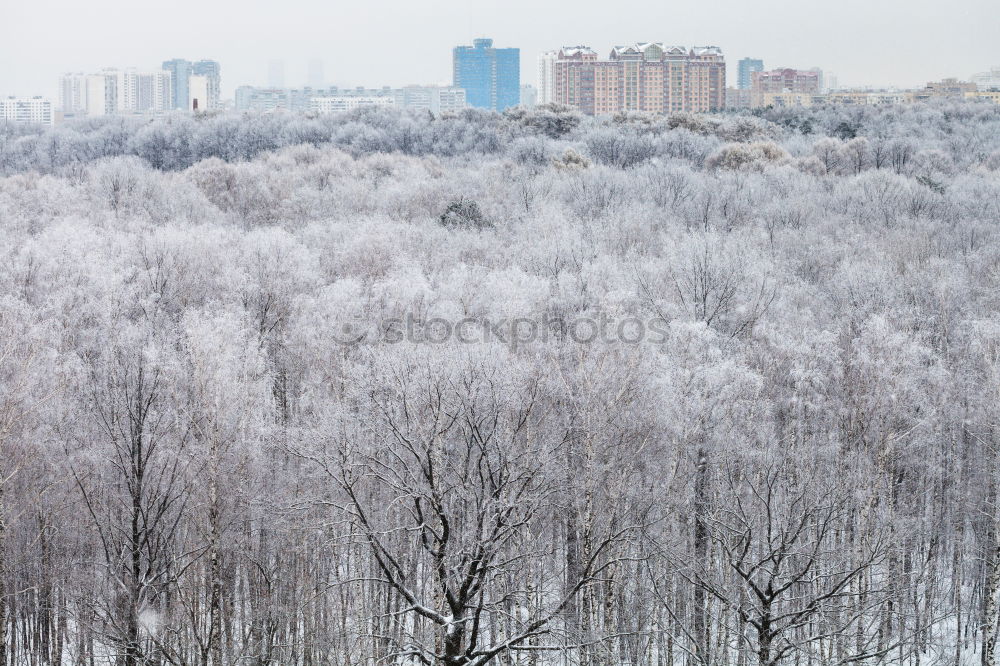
[162,59,192,110]
[136,71,173,111]
[161,59,219,110]
[0,97,54,125]
[537,50,558,105]
[117,69,173,112]
[62,69,172,115]
[85,70,119,116]
[453,38,520,111]
[552,43,726,115]
[737,58,764,90]
[115,69,138,111]
[193,60,221,109]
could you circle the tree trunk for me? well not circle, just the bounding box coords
[982,540,1000,666]
[0,485,7,666]
[693,445,710,665]
[210,470,223,666]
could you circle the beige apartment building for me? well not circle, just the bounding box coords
[551,43,725,115]
[921,78,978,97]
[826,91,915,105]
[965,90,1000,104]
[750,68,820,107]
[729,86,919,110]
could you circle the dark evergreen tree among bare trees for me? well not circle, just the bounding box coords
[0,100,1000,664]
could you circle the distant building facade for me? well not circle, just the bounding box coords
[236,86,299,112]
[0,97,54,125]
[192,60,221,109]
[60,68,173,116]
[737,88,918,109]
[309,96,395,114]
[921,78,978,97]
[537,50,559,105]
[85,71,119,116]
[189,75,209,111]
[966,90,1000,104]
[752,68,821,94]
[737,58,764,90]
[826,90,913,105]
[972,66,1000,90]
[520,84,537,108]
[59,73,88,114]
[726,87,752,110]
[162,59,220,110]
[552,43,726,115]
[751,68,820,106]
[138,71,174,110]
[115,69,173,112]
[393,86,467,113]
[235,85,466,113]
[453,38,520,111]
[162,59,192,110]
[808,67,825,92]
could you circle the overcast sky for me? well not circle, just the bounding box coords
[2,0,997,99]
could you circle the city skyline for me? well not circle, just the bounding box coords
[2,0,997,100]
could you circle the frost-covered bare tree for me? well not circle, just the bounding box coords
[305,351,639,665]
[73,332,193,666]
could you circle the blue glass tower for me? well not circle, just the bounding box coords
[453,38,520,111]
[162,59,191,110]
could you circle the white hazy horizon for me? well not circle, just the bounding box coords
[2,0,997,100]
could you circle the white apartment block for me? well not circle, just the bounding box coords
[114,69,174,113]
[85,72,117,116]
[136,71,173,111]
[393,86,467,113]
[115,69,138,112]
[61,68,173,116]
[1,97,54,125]
[434,87,467,113]
[537,51,558,105]
[309,96,396,114]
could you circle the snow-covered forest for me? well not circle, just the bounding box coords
[2,101,1000,665]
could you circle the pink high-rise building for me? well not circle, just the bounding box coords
[552,43,725,115]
